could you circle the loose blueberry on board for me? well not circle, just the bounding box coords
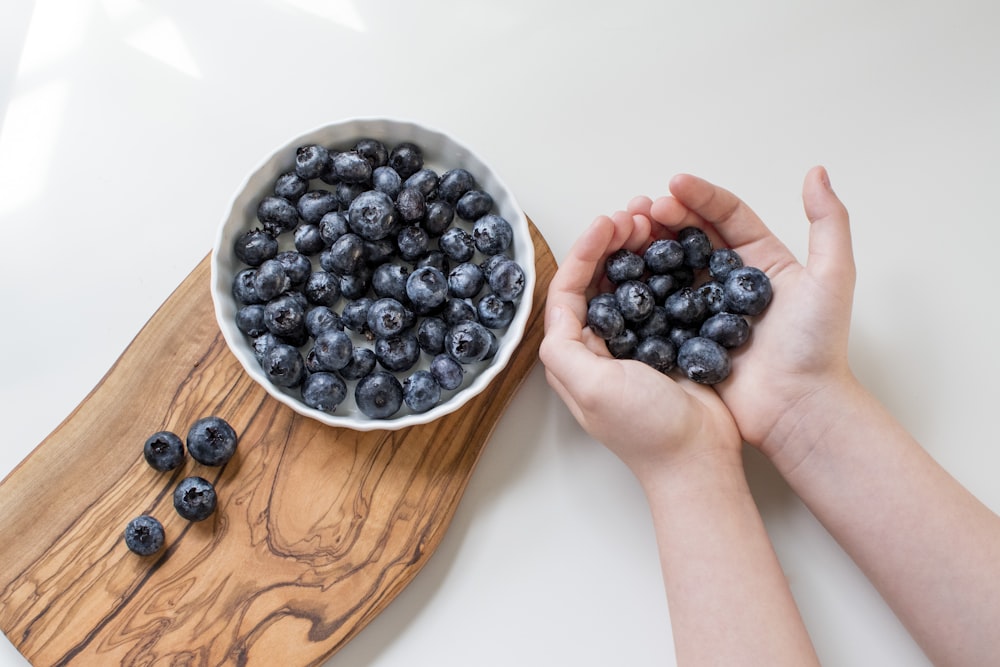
[583,226,772,383]
[173,476,218,522]
[143,431,185,472]
[186,416,238,467]
[124,515,165,556]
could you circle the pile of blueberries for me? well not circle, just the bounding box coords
[230,138,527,419]
[586,227,772,384]
[124,416,239,556]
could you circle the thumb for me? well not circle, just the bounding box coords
[803,166,855,285]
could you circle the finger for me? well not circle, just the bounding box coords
[610,210,651,254]
[647,194,728,251]
[803,166,855,285]
[548,214,616,316]
[626,195,653,219]
[664,173,796,273]
[539,304,604,397]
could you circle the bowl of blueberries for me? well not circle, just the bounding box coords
[211,118,534,431]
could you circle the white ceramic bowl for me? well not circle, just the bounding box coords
[211,118,534,431]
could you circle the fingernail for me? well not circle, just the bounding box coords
[819,167,834,192]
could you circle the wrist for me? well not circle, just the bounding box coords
[759,370,867,475]
[637,447,750,506]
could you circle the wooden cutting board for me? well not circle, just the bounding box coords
[0,219,555,666]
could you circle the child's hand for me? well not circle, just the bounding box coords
[540,211,740,482]
[628,166,856,461]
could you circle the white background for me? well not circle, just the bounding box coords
[2,1,999,665]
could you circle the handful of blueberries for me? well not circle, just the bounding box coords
[230,138,527,419]
[586,227,772,384]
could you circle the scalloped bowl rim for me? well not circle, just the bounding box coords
[210,118,535,431]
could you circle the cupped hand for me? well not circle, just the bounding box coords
[628,166,856,459]
[540,211,741,481]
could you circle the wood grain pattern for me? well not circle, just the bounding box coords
[0,220,555,666]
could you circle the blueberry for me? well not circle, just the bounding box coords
[232,268,262,305]
[305,305,343,338]
[633,335,677,374]
[250,332,280,364]
[677,336,731,385]
[375,332,421,372]
[678,227,713,269]
[295,144,331,180]
[234,229,278,267]
[586,300,625,339]
[274,171,309,202]
[264,293,305,337]
[663,286,708,326]
[336,182,367,209]
[644,239,685,274]
[321,233,365,275]
[297,190,339,225]
[406,266,449,312]
[143,430,185,472]
[607,329,639,359]
[417,316,448,354]
[480,253,511,280]
[447,262,485,299]
[388,142,423,180]
[424,201,456,236]
[367,298,415,338]
[430,353,465,390]
[338,346,377,380]
[262,343,306,387]
[477,293,515,329]
[439,227,475,262]
[332,150,372,184]
[303,270,341,307]
[695,281,724,315]
[319,211,350,245]
[456,190,494,220]
[311,329,353,371]
[364,238,398,266]
[708,248,744,282]
[253,259,289,302]
[173,476,217,522]
[700,312,751,348]
[723,267,773,316]
[472,214,513,255]
[417,250,451,275]
[236,304,268,337]
[403,370,442,413]
[257,196,299,235]
[441,297,477,326]
[354,138,389,168]
[396,187,426,223]
[634,305,671,339]
[339,264,372,299]
[355,371,404,419]
[445,320,493,363]
[646,273,682,303]
[372,262,410,302]
[348,190,398,241]
[396,225,430,262]
[124,515,165,556]
[371,165,403,198]
[668,326,699,349]
[341,297,374,334]
[403,168,439,198]
[488,259,526,302]
[672,266,696,289]
[294,223,326,255]
[614,280,655,323]
[301,372,348,413]
[605,249,645,284]
[275,250,311,286]
[437,168,475,203]
[186,415,238,466]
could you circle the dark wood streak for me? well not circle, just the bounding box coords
[0,220,556,665]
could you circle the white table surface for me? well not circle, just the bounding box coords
[2,1,998,665]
